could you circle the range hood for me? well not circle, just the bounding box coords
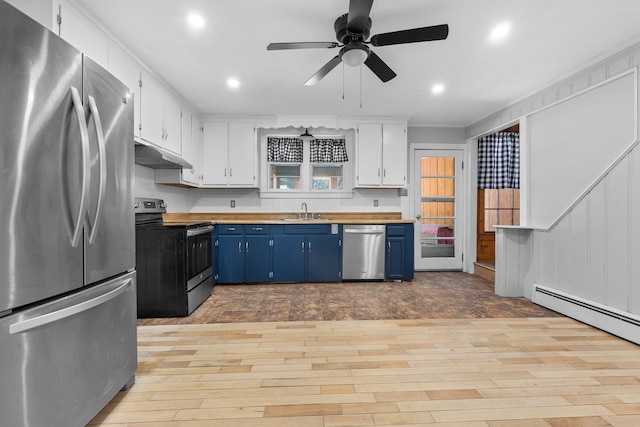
[135,143,192,169]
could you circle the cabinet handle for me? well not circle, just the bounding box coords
[308,242,312,253]
[388,242,391,252]
[383,169,386,177]
[229,168,233,176]
[301,242,305,252]
[238,242,242,253]
[377,168,380,177]
[224,168,227,177]
[246,242,249,252]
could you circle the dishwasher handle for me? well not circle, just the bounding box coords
[344,229,385,234]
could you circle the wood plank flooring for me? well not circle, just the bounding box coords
[89,273,640,426]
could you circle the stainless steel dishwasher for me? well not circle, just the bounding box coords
[342,225,386,280]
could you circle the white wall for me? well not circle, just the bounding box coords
[477,40,640,336]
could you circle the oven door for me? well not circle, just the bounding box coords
[186,226,213,291]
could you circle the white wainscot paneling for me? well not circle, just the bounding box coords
[605,158,630,312]
[587,181,607,304]
[540,228,558,288]
[631,147,640,315]
[569,201,589,299]
[555,218,572,293]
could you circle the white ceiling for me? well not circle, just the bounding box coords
[78,0,640,127]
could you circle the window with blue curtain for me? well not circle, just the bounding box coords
[477,132,520,189]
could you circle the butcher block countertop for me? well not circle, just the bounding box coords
[163,212,414,225]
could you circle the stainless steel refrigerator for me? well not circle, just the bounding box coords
[0,2,137,425]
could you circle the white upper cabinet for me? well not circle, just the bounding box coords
[139,71,164,148]
[163,95,182,156]
[139,71,183,156]
[181,108,202,186]
[55,0,108,68]
[381,123,407,186]
[202,122,256,187]
[356,123,407,188]
[108,45,140,139]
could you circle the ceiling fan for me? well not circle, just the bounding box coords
[266,0,449,86]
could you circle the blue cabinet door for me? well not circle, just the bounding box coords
[272,234,305,282]
[306,234,342,282]
[385,224,414,280]
[245,235,271,282]
[385,236,406,280]
[217,235,245,283]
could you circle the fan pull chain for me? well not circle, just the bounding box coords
[360,64,363,108]
[342,63,345,100]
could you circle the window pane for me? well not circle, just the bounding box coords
[312,165,342,190]
[270,164,300,190]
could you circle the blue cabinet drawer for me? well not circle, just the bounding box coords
[386,224,408,236]
[218,225,243,234]
[245,225,270,234]
[284,224,331,234]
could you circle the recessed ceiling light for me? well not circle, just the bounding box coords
[227,78,240,89]
[431,83,445,94]
[187,13,205,29]
[489,21,511,43]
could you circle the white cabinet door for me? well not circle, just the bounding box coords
[228,122,255,186]
[202,122,229,185]
[56,0,108,68]
[382,123,407,186]
[139,71,164,147]
[162,94,182,155]
[180,109,201,186]
[108,45,140,139]
[356,123,383,186]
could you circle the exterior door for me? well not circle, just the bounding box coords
[413,150,463,270]
[0,3,85,313]
[83,56,135,285]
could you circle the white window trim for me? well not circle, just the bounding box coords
[260,131,354,198]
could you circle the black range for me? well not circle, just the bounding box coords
[135,198,213,317]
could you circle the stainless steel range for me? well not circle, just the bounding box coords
[135,198,213,317]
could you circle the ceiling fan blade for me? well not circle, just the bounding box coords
[267,42,339,50]
[364,51,396,83]
[370,24,449,47]
[304,55,342,86]
[347,0,374,33]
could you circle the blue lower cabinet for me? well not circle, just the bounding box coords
[216,225,273,284]
[272,224,342,282]
[217,234,245,283]
[245,234,272,283]
[385,224,414,280]
[272,234,306,282]
[307,234,342,282]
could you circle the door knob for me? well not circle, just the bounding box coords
[416,214,421,219]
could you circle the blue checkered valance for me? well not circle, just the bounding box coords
[477,132,520,189]
[310,138,348,163]
[267,137,303,163]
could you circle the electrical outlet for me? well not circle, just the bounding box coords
[230,200,235,208]
[373,199,378,207]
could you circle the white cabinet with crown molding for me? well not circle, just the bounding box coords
[202,122,257,187]
[355,123,407,187]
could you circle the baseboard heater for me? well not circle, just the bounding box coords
[532,284,640,345]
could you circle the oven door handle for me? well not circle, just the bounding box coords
[186,225,214,237]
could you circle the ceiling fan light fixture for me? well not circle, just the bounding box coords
[340,44,369,67]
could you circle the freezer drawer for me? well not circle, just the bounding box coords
[0,272,137,427]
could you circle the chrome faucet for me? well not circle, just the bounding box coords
[301,202,308,220]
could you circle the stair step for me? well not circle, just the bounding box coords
[474,262,495,282]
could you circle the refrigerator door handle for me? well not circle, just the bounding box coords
[86,95,107,245]
[70,86,91,248]
[9,278,132,335]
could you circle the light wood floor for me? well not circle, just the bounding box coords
[90,317,640,426]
